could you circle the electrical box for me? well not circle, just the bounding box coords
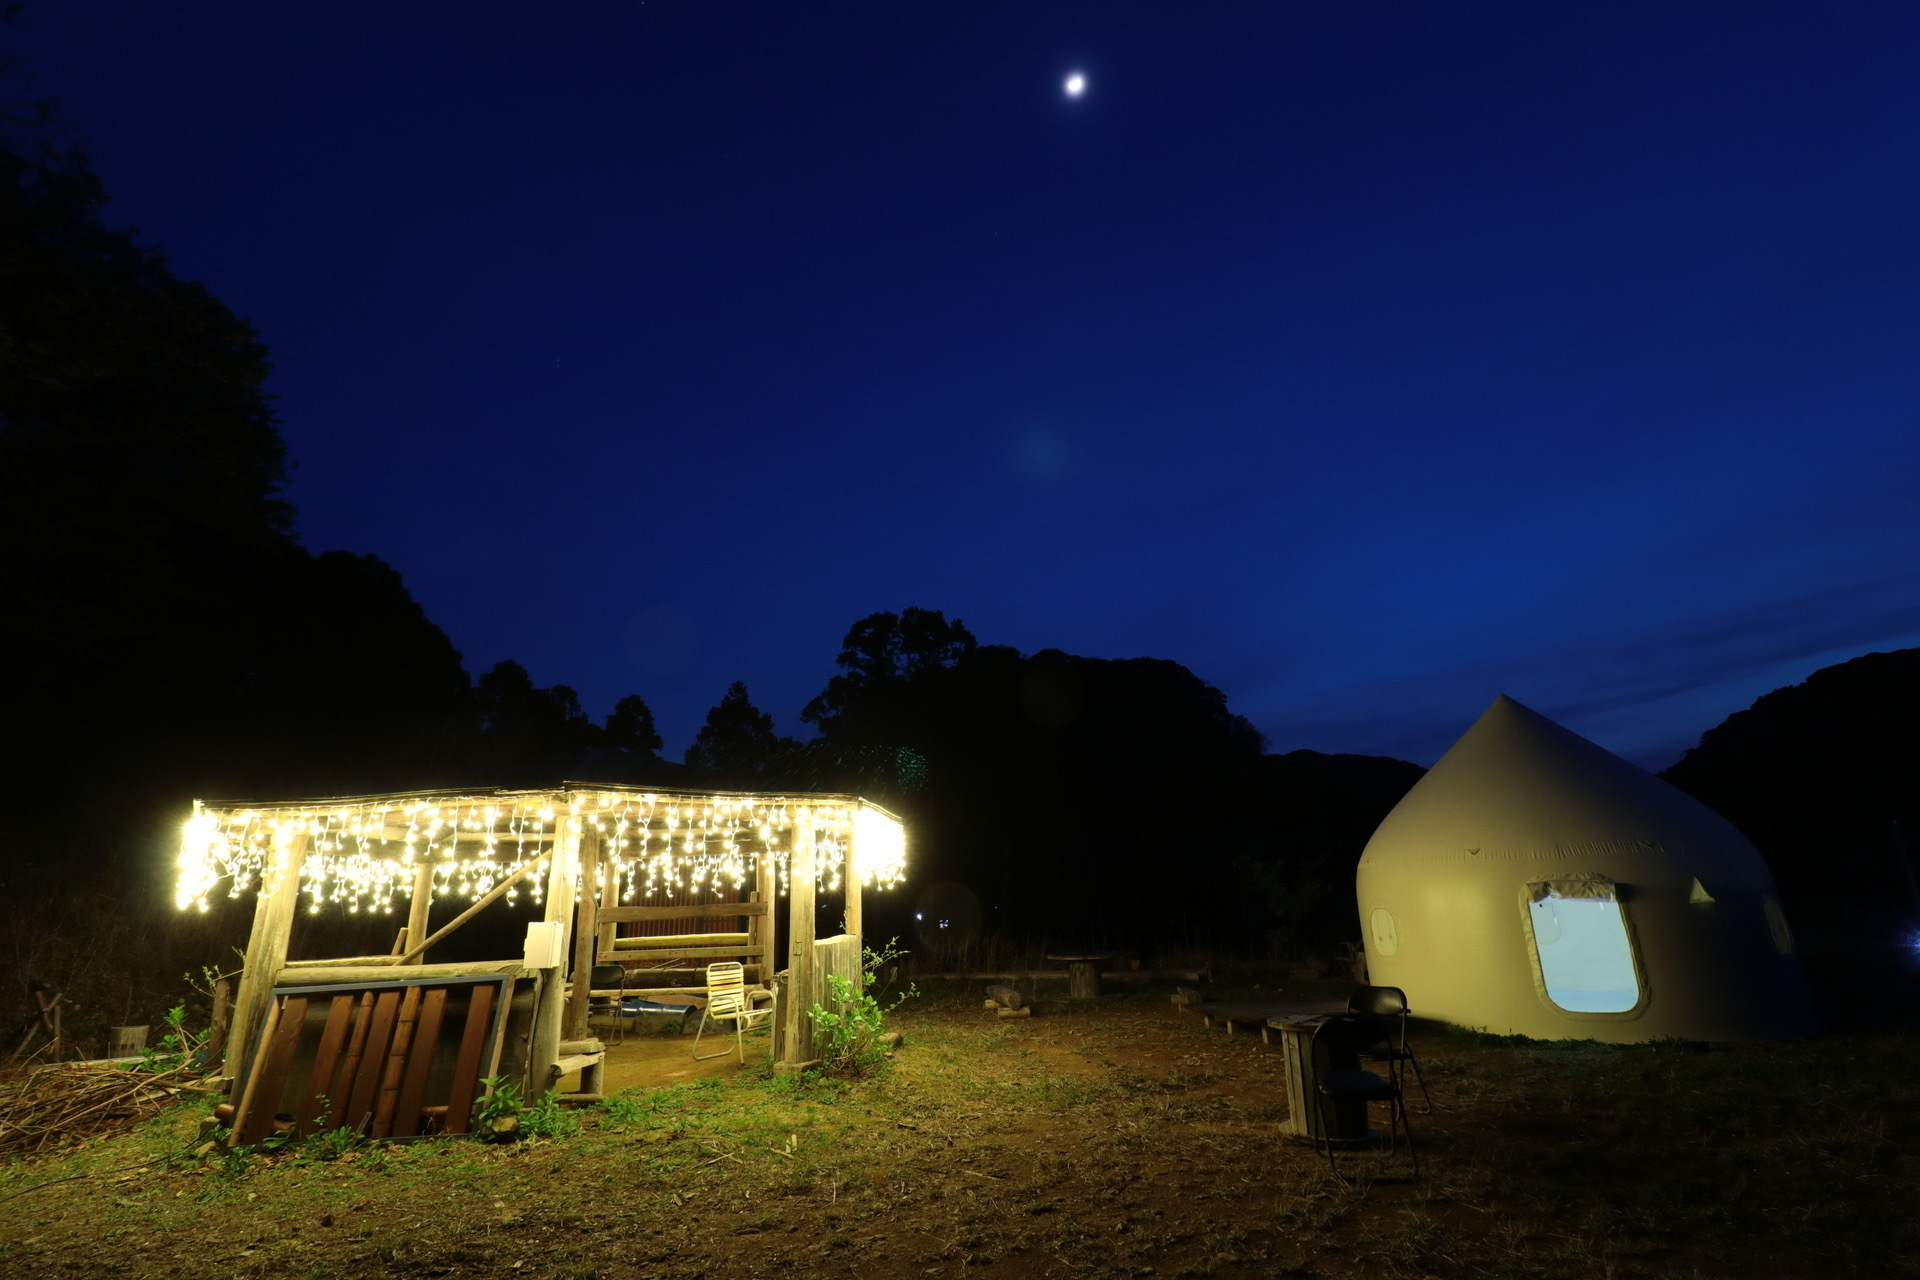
[522,920,565,969]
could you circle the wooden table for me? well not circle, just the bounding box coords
[1045,952,1120,998]
[1267,1013,1375,1145]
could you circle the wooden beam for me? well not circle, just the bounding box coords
[596,901,768,923]
[844,818,863,977]
[224,830,310,1088]
[597,945,767,963]
[780,809,817,1063]
[526,822,578,1095]
[608,932,751,949]
[564,827,601,1041]
[403,862,434,961]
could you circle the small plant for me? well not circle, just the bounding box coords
[807,939,918,1078]
[473,1074,522,1141]
[296,1124,365,1165]
[133,1004,200,1074]
[519,1088,579,1139]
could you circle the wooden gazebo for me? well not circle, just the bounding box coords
[177,784,905,1143]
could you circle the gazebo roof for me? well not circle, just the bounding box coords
[177,782,906,913]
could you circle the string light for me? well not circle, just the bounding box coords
[174,788,907,913]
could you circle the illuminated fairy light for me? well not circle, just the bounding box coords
[175,787,907,912]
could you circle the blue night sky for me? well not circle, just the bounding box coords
[14,3,1920,769]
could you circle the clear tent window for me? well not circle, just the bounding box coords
[1526,886,1640,1013]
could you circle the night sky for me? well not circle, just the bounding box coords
[14,3,1920,769]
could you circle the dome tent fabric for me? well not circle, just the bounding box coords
[1356,695,1817,1041]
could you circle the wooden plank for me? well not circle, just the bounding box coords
[294,994,357,1137]
[609,932,751,949]
[341,990,402,1134]
[326,993,377,1116]
[597,944,763,962]
[371,986,424,1138]
[597,901,768,923]
[392,987,449,1138]
[443,982,497,1136]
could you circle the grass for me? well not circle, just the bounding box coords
[0,979,1915,1277]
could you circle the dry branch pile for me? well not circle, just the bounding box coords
[0,1061,205,1159]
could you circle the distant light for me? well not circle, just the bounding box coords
[915,912,924,921]
[1064,72,1086,99]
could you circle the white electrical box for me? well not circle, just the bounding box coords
[522,921,566,969]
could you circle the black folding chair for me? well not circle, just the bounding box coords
[1347,984,1432,1113]
[1309,1013,1418,1183]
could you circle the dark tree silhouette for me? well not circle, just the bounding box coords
[474,660,597,785]
[602,694,664,759]
[1662,649,1920,991]
[686,682,798,784]
[802,607,979,740]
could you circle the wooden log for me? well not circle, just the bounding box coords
[228,995,286,1146]
[997,1007,1032,1019]
[597,901,768,923]
[609,932,751,949]
[282,955,405,969]
[275,961,533,986]
[392,987,448,1139]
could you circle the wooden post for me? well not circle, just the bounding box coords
[223,829,309,1085]
[404,860,435,960]
[779,808,817,1063]
[564,826,602,1040]
[597,828,619,959]
[526,818,578,1094]
[750,848,771,984]
[844,815,863,992]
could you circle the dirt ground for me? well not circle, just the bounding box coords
[2,980,1916,1279]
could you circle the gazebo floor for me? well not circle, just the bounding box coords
[558,1024,776,1096]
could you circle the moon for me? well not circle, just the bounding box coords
[1064,72,1086,99]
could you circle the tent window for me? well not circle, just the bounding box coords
[1526,885,1640,1013]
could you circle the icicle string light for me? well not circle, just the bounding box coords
[175,788,907,913]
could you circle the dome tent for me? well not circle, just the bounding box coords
[1356,695,1817,1041]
